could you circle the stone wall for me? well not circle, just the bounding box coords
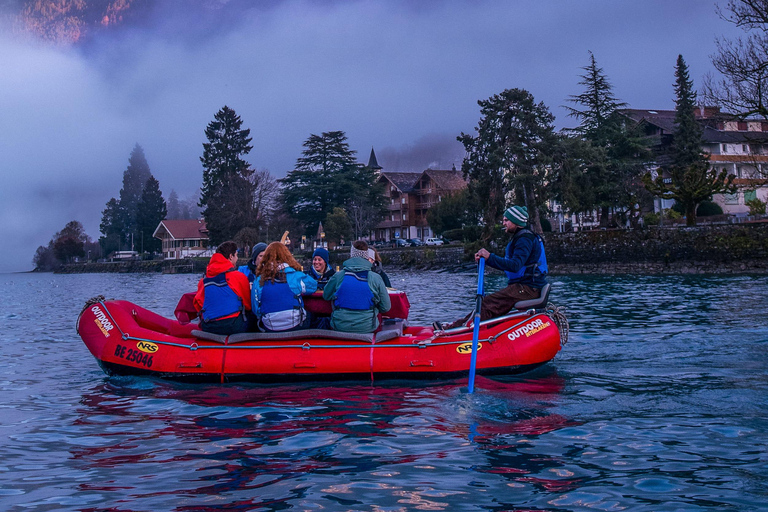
[542,223,768,265]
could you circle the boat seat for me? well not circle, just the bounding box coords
[514,283,551,310]
[193,329,400,344]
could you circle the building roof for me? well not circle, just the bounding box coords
[621,109,677,133]
[421,169,468,191]
[367,147,382,170]
[379,172,421,193]
[701,126,768,143]
[153,219,208,240]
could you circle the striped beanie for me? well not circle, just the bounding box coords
[503,205,528,227]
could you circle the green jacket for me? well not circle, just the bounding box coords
[322,257,391,333]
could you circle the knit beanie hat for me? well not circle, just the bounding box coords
[250,242,268,262]
[312,247,330,266]
[503,205,529,227]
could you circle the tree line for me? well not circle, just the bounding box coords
[34,0,766,269]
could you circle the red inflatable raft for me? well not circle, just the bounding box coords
[76,290,568,383]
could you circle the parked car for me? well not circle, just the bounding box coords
[406,238,423,246]
[392,239,409,247]
[425,238,444,246]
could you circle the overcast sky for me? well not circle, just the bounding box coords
[0,0,744,273]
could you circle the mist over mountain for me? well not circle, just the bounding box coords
[5,0,292,45]
[0,1,742,274]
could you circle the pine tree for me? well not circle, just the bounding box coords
[166,190,181,219]
[644,55,736,226]
[280,131,384,234]
[565,52,651,227]
[136,176,167,254]
[99,197,122,255]
[118,144,152,244]
[199,106,256,244]
[459,88,558,236]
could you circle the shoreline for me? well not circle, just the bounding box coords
[51,223,768,276]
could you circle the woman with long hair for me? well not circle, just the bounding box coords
[252,242,317,332]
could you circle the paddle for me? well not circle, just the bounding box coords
[467,257,485,394]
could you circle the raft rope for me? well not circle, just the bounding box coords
[547,303,569,347]
[81,295,107,315]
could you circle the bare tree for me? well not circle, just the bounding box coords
[704,1,768,119]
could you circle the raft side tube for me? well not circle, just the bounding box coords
[195,329,403,344]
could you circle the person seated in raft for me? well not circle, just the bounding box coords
[238,242,267,284]
[322,241,391,334]
[194,240,252,335]
[439,205,548,330]
[308,247,335,290]
[369,248,392,288]
[252,242,317,332]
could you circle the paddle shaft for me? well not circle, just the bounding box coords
[468,257,485,393]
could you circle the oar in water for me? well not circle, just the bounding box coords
[467,257,485,394]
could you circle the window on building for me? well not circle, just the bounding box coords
[723,193,739,205]
[743,144,749,153]
[403,212,407,221]
[401,197,406,204]
[722,143,728,153]
[744,190,757,202]
[738,121,748,131]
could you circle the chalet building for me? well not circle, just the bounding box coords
[622,107,768,216]
[369,148,468,241]
[153,219,210,260]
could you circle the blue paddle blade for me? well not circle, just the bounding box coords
[468,258,485,394]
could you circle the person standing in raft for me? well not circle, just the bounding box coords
[323,241,391,333]
[441,205,548,329]
[308,247,335,290]
[194,241,252,335]
[252,242,317,332]
[238,242,267,284]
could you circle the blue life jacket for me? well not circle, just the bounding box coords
[334,271,374,310]
[201,271,243,322]
[505,229,548,282]
[260,277,303,315]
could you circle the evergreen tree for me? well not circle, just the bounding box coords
[199,106,257,244]
[564,52,652,226]
[324,207,353,245]
[459,88,558,236]
[166,189,181,219]
[118,144,153,244]
[135,176,167,254]
[644,55,736,226]
[425,189,476,235]
[280,131,384,233]
[99,197,122,255]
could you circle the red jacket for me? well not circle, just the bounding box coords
[193,253,252,320]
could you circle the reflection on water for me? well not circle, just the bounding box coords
[0,271,767,511]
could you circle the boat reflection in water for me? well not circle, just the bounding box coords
[71,370,574,510]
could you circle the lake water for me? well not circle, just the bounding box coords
[1,271,766,511]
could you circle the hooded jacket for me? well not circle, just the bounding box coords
[194,253,252,321]
[322,257,391,333]
[252,265,318,331]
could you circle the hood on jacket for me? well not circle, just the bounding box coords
[205,252,235,277]
[342,257,372,272]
